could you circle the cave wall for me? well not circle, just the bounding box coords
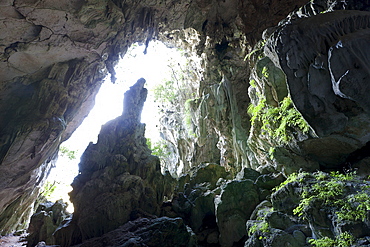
[0,0,308,235]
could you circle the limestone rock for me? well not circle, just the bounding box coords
[27,200,70,247]
[70,217,196,247]
[266,10,370,169]
[54,79,175,246]
[0,0,308,234]
[171,163,229,244]
[215,180,260,247]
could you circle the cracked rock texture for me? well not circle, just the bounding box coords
[0,0,307,235]
[4,0,370,246]
[53,79,175,246]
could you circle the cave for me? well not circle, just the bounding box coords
[2,0,370,247]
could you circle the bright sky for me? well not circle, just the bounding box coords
[46,41,184,210]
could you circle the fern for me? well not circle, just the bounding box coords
[248,96,309,144]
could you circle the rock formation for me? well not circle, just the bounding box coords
[2,0,370,247]
[52,78,175,246]
[0,0,306,235]
[27,200,69,247]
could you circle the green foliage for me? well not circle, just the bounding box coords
[248,221,270,236]
[329,171,354,181]
[309,232,354,247]
[248,96,310,144]
[287,171,370,223]
[40,181,57,200]
[273,171,369,246]
[153,80,178,104]
[273,171,310,192]
[336,192,370,222]
[146,138,169,158]
[249,79,257,88]
[59,146,77,160]
[261,66,269,78]
[292,172,353,218]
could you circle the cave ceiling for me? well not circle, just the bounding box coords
[3,0,364,238]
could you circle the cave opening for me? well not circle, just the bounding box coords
[44,40,192,212]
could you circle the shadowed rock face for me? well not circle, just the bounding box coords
[53,79,175,246]
[70,217,196,247]
[0,0,308,234]
[266,10,370,168]
[4,0,370,246]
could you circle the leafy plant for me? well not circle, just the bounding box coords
[309,232,354,247]
[291,171,367,221]
[153,80,178,104]
[336,192,370,222]
[248,96,310,144]
[249,79,257,88]
[273,171,310,192]
[146,138,170,159]
[248,221,270,236]
[292,172,349,218]
[40,181,58,200]
[59,146,77,160]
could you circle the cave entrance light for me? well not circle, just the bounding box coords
[45,41,186,212]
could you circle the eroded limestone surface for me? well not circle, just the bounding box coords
[53,79,175,246]
[0,0,307,235]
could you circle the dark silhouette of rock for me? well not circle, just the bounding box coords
[27,200,70,247]
[70,217,196,247]
[54,79,175,246]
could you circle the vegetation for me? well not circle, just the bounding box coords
[248,96,310,144]
[247,207,273,240]
[272,171,310,192]
[290,171,365,221]
[40,181,58,199]
[274,171,370,246]
[146,138,170,159]
[308,232,354,247]
[59,146,77,160]
[153,80,178,104]
[248,221,270,240]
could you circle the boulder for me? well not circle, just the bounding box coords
[27,200,70,247]
[71,217,196,247]
[215,180,260,247]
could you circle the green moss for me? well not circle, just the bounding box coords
[273,171,310,192]
[309,232,354,247]
[248,221,270,236]
[248,96,310,144]
[273,171,367,246]
[291,171,365,220]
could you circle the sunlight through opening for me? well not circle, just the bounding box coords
[45,41,187,212]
